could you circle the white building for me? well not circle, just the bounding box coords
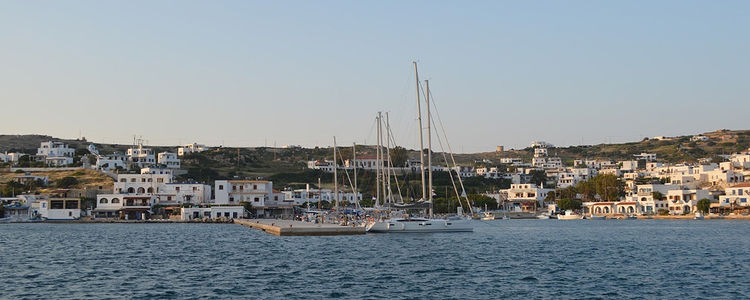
[666,189,711,215]
[690,135,710,142]
[155,183,212,205]
[94,194,153,220]
[115,173,173,194]
[344,155,379,169]
[157,152,181,169]
[36,141,75,166]
[30,197,81,220]
[718,182,750,208]
[127,143,156,168]
[557,168,597,189]
[307,159,335,172]
[181,206,244,220]
[95,153,128,171]
[281,186,362,205]
[177,143,209,156]
[634,153,657,161]
[501,183,553,212]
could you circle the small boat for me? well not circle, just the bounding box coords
[480,211,495,221]
[588,215,606,220]
[694,212,704,220]
[536,212,552,219]
[557,210,583,220]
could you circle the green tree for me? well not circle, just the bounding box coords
[557,198,582,211]
[529,169,547,186]
[468,194,497,210]
[390,146,408,167]
[652,191,665,200]
[697,198,711,214]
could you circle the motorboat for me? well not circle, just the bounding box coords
[557,210,583,220]
[588,215,606,220]
[694,212,705,220]
[480,211,495,221]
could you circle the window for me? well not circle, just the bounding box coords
[219,185,224,190]
[233,212,238,218]
[111,198,119,204]
[167,196,172,201]
[240,185,244,190]
[229,197,234,202]
[233,186,236,191]
[193,187,197,191]
[175,187,180,192]
[100,198,108,204]
[141,178,146,182]
[148,178,152,182]
[157,178,163,183]
[120,179,126,183]
[254,197,260,202]
[224,212,230,217]
[253,185,258,190]
[130,178,136,182]
[217,213,221,218]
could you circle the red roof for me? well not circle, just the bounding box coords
[731,182,750,188]
[592,202,615,205]
[616,202,637,205]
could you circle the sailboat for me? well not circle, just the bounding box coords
[366,62,473,233]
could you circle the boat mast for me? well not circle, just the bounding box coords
[426,79,433,218]
[375,113,382,207]
[333,136,339,211]
[379,113,387,205]
[414,61,427,201]
[353,142,358,209]
[386,112,392,205]
[318,177,322,211]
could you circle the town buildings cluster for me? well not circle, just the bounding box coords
[307,139,750,216]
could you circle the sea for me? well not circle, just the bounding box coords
[1,220,749,299]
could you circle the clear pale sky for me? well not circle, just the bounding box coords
[1,1,748,152]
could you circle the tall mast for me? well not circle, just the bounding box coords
[353,142,358,208]
[386,112,392,204]
[414,61,427,201]
[375,113,382,207]
[318,177,322,211]
[379,113,387,205]
[426,79,433,218]
[333,136,339,211]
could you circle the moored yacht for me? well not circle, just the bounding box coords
[366,216,473,233]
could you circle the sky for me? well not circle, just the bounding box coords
[1,1,749,152]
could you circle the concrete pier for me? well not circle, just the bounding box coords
[234,219,366,236]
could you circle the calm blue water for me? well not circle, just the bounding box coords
[1,220,749,299]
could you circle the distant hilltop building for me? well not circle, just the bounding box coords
[178,143,209,156]
[690,135,710,142]
[530,141,553,148]
[496,146,504,152]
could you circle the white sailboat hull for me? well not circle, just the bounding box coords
[366,218,473,233]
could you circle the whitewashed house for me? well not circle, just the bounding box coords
[718,182,750,208]
[177,143,209,156]
[127,143,156,168]
[36,141,74,166]
[157,152,181,169]
[501,183,553,212]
